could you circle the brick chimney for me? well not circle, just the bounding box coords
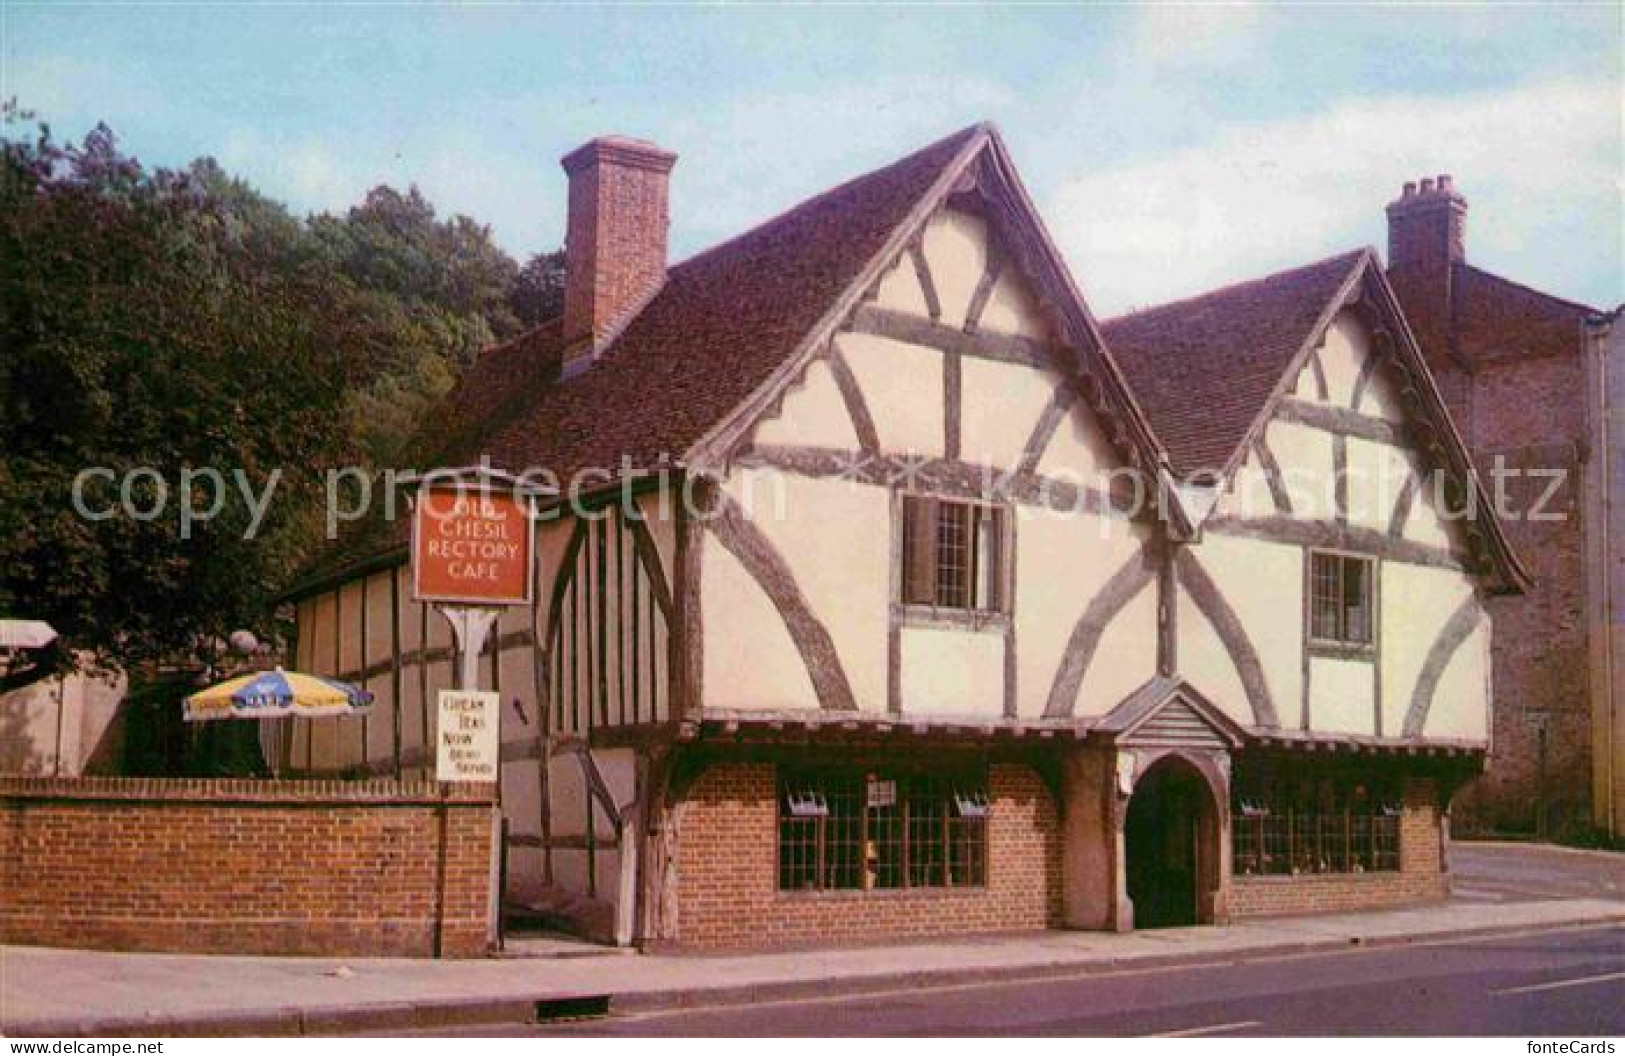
[559,136,678,374]
[1385,174,1468,377]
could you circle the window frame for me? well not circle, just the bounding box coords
[896,492,1012,628]
[776,766,991,894]
[1230,769,1402,877]
[1306,549,1377,657]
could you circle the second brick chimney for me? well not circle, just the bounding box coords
[559,136,678,374]
[1385,174,1468,377]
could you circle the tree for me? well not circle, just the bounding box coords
[0,104,564,679]
[510,249,567,327]
[0,112,351,672]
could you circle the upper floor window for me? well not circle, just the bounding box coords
[901,495,1005,612]
[1309,552,1373,648]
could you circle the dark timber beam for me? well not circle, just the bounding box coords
[1175,549,1280,728]
[1403,595,1484,738]
[737,444,1128,520]
[849,304,1053,370]
[1206,515,1468,572]
[1042,549,1159,718]
[705,487,859,712]
[1276,398,1407,447]
[825,346,881,455]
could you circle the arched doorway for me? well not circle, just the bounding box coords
[1124,755,1219,929]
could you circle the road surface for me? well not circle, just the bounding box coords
[434,924,1623,1036]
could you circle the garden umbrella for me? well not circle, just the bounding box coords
[183,667,373,723]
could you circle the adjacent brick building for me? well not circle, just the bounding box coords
[1384,178,1619,837]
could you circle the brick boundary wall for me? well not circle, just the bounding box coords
[1229,779,1448,918]
[672,761,1062,949]
[0,777,499,958]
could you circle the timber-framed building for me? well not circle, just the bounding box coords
[283,125,1530,948]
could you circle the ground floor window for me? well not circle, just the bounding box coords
[779,768,989,891]
[1232,771,1401,876]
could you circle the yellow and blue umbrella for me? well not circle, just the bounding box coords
[184,667,373,723]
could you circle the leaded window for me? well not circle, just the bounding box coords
[1231,772,1401,876]
[778,770,989,891]
[1309,552,1373,647]
[901,496,1006,612]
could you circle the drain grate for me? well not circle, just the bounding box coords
[534,995,611,1022]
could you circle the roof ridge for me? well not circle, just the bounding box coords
[1455,261,1600,315]
[667,123,985,275]
[1104,247,1368,325]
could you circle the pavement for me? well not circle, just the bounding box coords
[3,842,1622,1037]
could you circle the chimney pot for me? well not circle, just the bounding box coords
[1402,181,1417,198]
[559,135,678,373]
[1419,177,1435,194]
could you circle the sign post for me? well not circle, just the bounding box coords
[407,470,551,953]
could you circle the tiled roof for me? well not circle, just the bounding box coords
[287,126,982,597]
[1100,250,1368,477]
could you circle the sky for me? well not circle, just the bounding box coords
[3,3,1620,315]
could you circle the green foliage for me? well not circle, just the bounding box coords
[0,105,556,671]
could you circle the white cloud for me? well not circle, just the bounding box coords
[1134,1,1262,68]
[1050,76,1622,315]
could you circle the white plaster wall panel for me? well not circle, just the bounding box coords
[1402,471,1456,550]
[506,847,546,904]
[1036,401,1121,484]
[1380,563,1477,737]
[1265,419,1336,522]
[295,598,315,670]
[549,752,588,839]
[363,572,395,667]
[701,533,819,711]
[311,591,338,676]
[921,208,989,329]
[1422,620,1490,740]
[1191,534,1304,720]
[837,332,944,457]
[424,617,455,767]
[1308,656,1376,735]
[1074,581,1159,717]
[1219,448,1278,522]
[1292,356,1319,400]
[501,757,539,832]
[536,515,576,606]
[396,575,427,767]
[1318,313,1372,408]
[338,580,365,675]
[961,359,1060,470]
[595,849,625,916]
[1360,359,1409,422]
[900,625,1004,716]
[499,644,533,735]
[1176,583,1254,727]
[980,267,1050,341]
[634,491,676,572]
[1013,513,1148,718]
[362,572,396,766]
[873,247,932,317]
[729,469,890,712]
[751,357,862,451]
[306,590,341,772]
[594,748,638,824]
[1345,437,1407,532]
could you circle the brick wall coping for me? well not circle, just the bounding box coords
[0,776,497,806]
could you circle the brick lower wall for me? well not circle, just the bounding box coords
[0,777,498,957]
[1229,778,1448,919]
[673,761,1061,949]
